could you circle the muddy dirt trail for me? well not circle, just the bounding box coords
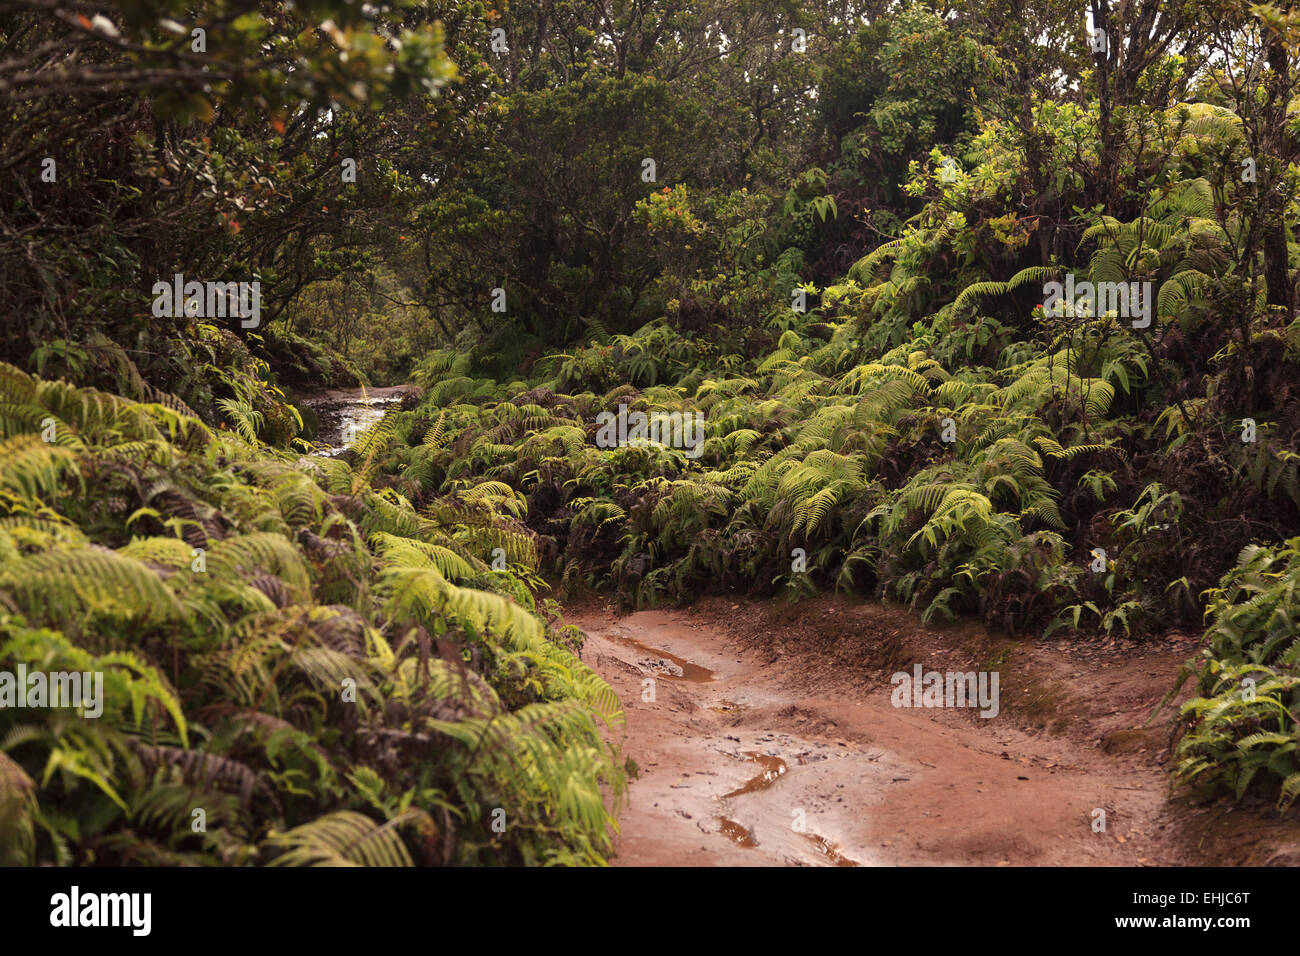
[570,595,1300,867]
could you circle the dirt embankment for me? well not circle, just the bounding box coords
[569,595,1300,867]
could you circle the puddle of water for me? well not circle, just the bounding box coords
[722,752,787,798]
[718,818,758,848]
[714,752,786,850]
[714,751,862,865]
[307,395,404,456]
[801,832,860,867]
[611,633,715,682]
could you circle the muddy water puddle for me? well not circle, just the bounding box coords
[718,818,758,847]
[297,387,412,456]
[594,619,865,866]
[801,833,860,867]
[313,397,403,456]
[715,752,786,850]
[722,752,787,798]
[609,632,716,682]
[715,750,861,866]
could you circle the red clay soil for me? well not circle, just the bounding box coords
[567,594,1300,867]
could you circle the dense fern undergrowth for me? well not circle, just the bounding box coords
[0,362,625,866]
[372,143,1300,811]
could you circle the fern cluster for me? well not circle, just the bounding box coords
[369,101,1300,813]
[0,363,624,866]
[1175,540,1300,809]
